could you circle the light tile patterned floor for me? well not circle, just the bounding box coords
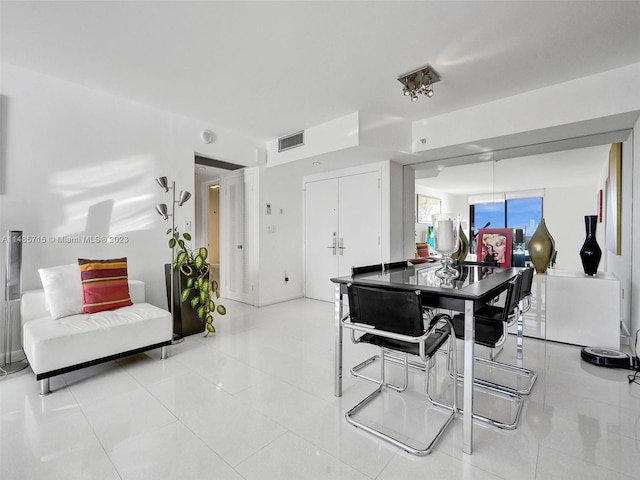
[1,298,639,479]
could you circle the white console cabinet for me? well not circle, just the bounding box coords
[514,270,621,349]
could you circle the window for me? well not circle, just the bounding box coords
[507,197,543,237]
[470,196,542,253]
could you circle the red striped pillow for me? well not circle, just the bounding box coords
[78,257,133,314]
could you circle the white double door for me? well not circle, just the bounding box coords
[304,171,382,302]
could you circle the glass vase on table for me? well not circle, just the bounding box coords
[434,214,461,281]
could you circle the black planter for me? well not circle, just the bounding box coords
[165,264,205,338]
[579,215,602,276]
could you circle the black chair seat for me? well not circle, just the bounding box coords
[452,313,504,348]
[359,328,449,358]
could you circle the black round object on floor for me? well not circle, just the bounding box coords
[581,347,631,368]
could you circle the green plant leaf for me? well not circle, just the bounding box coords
[201,281,209,293]
[181,288,191,303]
[190,295,199,308]
[209,300,214,310]
[169,238,176,248]
[194,255,204,270]
[176,251,187,265]
[166,228,173,235]
[217,305,226,315]
[187,277,194,288]
[206,314,213,324]
[178,239,186,249]
[199,290,207,304]
[211,280,219,291]
[206,323,215,333]
[184,232,191,241]
[197,305,205,319]
[198,247,208,259]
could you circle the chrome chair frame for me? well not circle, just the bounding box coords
[343,284,457,456]
[441,274,527,429]
[472,267,537,396]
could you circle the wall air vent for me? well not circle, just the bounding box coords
[278,131,304,152]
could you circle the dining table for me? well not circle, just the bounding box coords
[331,261,520,454]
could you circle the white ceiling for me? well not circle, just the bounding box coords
[3,0,640,148]
[416,143,613,195]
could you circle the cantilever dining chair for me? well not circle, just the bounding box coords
[456,267,537,397]
[350,260,431,386]
[446,273,526,429]
[342,283,457,455]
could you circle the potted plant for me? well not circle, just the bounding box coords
[166,227,226,337]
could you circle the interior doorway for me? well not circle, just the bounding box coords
[194,154,250,303]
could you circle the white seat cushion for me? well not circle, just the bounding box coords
[22,302,172,375]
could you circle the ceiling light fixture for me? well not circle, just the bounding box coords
[397,65,440,102]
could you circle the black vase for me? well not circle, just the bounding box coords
[164,264,206,339]
[579,215,601,276]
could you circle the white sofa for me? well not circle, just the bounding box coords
[21,280,172,395]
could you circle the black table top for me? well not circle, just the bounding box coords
[331,263,520,307]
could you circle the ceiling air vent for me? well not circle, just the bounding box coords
[278,131,304,152]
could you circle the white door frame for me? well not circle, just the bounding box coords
[219,168,257,305]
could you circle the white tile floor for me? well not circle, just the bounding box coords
[1,297,639,479]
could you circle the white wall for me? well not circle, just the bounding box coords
[544,185,604,273]
[0,65,258,356]
[255,162,305,306]
[631,121,640,354]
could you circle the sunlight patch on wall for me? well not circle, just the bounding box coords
[49,154,159,237]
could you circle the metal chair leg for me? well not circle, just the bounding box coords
[346,336,457,455]
[39,378,51,396]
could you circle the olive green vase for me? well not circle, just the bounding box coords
[451,226,469,261]
[528,218,555,273]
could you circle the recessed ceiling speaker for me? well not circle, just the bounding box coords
[200,130,216,144]
[580,346,631,368]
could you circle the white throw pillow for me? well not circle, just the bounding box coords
[38,264,84,319]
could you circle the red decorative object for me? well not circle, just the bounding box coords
[416,242,431,258]
[477,228,512,268]
[597,189,603,223]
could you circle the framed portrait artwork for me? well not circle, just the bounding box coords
[416,195,441,224]
[477,228,512,267]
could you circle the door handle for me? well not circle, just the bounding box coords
[327,233,337,255]
[338,237,346,255]
[237,245,243,249]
